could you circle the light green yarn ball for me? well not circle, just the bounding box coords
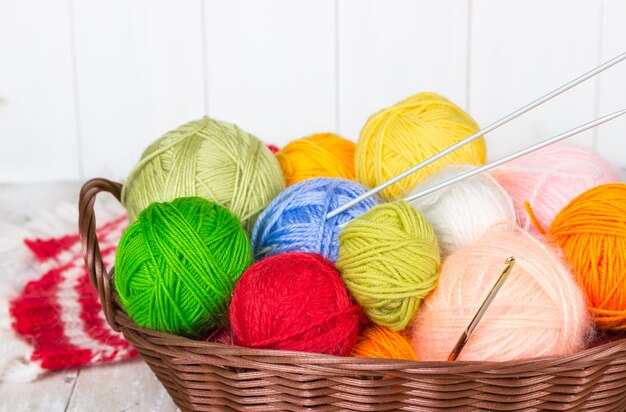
[337,201,441,330]
[115,197,252,337]
[121,117,285,231]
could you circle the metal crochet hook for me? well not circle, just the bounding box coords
[404,108,625,203]
[448,257,516,362]
[325,52,626,220]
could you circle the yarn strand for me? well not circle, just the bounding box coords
[523,201,547,235]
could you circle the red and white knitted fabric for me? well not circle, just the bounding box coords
[4,213,136,380]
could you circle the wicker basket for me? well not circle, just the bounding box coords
[79,178,626,411]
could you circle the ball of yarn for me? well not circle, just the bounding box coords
[352,325,416,361]
[205,327,234,345]
[337,201,440,330]
[547,183,626,331]
[121,116,285,231]
[115,197,251,336]
[230,252,363,355]
[410,221,592,362]
[276,133,356,186]
[491,144,620,236]
[355,92,486,201]
[408,165,516,256]
[266,144,280,154]
[252,177,379,262]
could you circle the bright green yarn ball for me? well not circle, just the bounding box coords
[121,116,285,231]
[114,196,252,336]
[337,201,441,331]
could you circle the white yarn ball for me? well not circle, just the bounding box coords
[407,165,516,256]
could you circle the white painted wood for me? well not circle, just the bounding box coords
[0,182,79,228]
[469,0,601,161]
[595,0,626,168]
[72,0,206,182]
[338,0,470,141]
[66,360,177,412]
[0,360,178,412]
[1,1,624,182]
[0,0,79,183]
[0,370,79,412]
[205,0,336,147]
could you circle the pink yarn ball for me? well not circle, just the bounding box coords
[410,222,593,362]
[491,144,620,235]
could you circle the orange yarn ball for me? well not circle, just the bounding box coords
[352,325,416,361]
[276,133,356,186]
[548,183,626,331]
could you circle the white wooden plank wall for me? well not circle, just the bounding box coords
[205,0,336,145]
[72,0,206,180]
[0,0,80,182]
[596,0,626,165]
[338,0,470,140]
[0,0,624,183]
[469,0,601,158]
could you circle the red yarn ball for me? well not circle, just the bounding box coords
[230,252,362,356]
[266,144,281,154]
[205,327,233,345]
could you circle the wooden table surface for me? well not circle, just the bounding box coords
[0,183,178,412]
[2,169,625,411]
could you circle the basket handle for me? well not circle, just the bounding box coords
[79,178,124,332]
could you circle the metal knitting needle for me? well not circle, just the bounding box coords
[325,52,626,220]
[448,257,516,362]
[404,108,626,203]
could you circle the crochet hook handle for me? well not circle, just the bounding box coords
[448,257,516,361]
[326,52,626,220]
[79,178,124,332]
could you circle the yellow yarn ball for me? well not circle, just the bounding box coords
[276,133,356,186]
[355,92,486,201]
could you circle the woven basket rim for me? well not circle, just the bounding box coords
[110,286,626,373]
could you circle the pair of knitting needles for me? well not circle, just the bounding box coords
[326,52,626,219]
[327,53,622,360]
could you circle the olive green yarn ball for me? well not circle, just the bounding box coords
[114,197,252,337]
[337,201,441,331]
[121,116,285,231]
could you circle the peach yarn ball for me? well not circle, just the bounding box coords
[410,222,592,362]
[491,144,620,236]
[276,133,356,186]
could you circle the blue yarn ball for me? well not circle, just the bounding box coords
[251,177,379,262]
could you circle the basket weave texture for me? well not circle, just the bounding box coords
[79,178,626,412]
